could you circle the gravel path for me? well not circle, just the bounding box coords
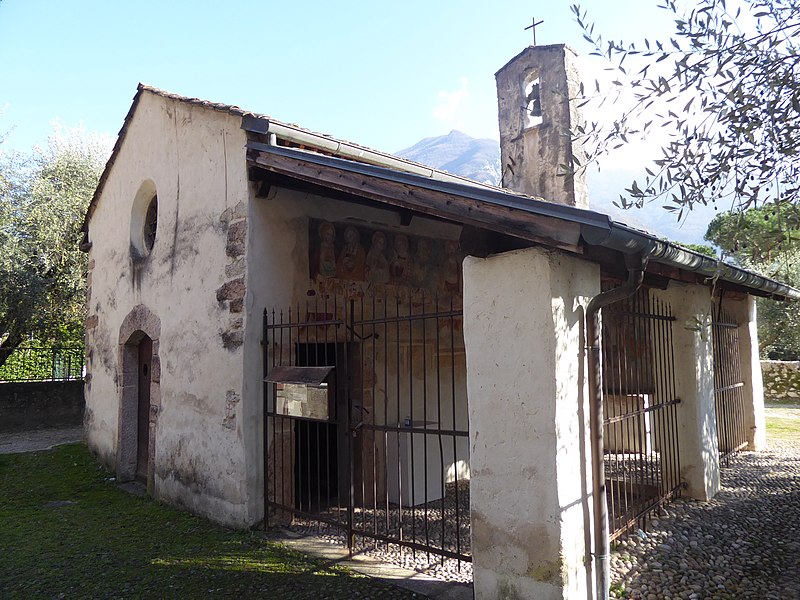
[0,426,83,454]
[283,480,473,583]
[610,437,800,599]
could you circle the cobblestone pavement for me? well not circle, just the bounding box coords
[269,419,799,596]
[0,426,83,454]
[610,436,800,599]
[284,480,473,583]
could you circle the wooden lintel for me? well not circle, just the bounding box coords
[249,153,582,254]
[460,225,534,258]
[257,180,271,198]
[647,262,705,285]
[399,209,414,227]
[714,289,749,301]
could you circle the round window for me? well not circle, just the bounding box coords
[130,180,158,260]
[143,195,158,253]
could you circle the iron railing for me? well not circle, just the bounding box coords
[263,292,471,571]
[601,289,682,540]
[0,346,85,382]
[712,306,748,465]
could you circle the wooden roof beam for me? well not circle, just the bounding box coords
[248,150,583,254]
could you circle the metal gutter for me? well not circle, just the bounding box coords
[581,222,800,301]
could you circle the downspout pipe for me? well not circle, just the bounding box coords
[586,252,647,600]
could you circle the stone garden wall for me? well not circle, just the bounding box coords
[761,360,800,404]
[0,381,85,432]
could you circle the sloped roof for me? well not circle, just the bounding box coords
[81,85,256,233]
[82,83,499,235]
[246,142,800,301]
[83,84,800,302]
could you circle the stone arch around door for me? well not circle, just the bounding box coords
[117,304,161,495]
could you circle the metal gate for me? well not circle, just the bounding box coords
[263,292,471,568]
[600,289,682,539]
[712,304,748,465]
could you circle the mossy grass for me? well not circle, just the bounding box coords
[0,443,421,599]
[766,415,800,441]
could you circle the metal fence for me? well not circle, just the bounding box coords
[712,306,748,465]
[263,292,471,570]
[601,289,682,540]
[0,346,85,382]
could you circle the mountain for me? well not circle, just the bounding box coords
[395,130,501,186]
[395,131,711,245]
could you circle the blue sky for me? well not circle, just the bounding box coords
[0,0,716,244]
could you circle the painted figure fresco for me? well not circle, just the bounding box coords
[441,239,462,295]
[389,234,411,285]
[316,221,337,279]
[309,220,461,304]
[365,231,390,284]
[411,239,433,291]
[336,226,366,280]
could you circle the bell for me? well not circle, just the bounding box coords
[530,96,542,118]
[527,82,542,118]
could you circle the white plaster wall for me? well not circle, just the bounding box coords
[84,92,252,526]
[464,246,598,600]
[370,344,470,481]
[242,186,465,521]
[652,283,720,501]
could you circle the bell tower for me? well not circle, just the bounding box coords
[495,44,588,208]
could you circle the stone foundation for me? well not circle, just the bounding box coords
[0,381,84,432]
[761,360,800,403]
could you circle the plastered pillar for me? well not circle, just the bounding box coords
[723,295,766,450]
[653,283,720,501]
[463,247,598,600]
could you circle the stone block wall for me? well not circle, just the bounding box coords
[761,360,800,403]
[0,381,85,432]
[216,200,247,351]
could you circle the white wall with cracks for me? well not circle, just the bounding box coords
[84,91,253,527]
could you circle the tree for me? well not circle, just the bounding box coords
[681,242,718,257]
[704,204,800,358]
[0,131,105,365]
[573,0,800,217]
[704,201,800,260]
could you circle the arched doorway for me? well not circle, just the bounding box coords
[117,305,161,493]
[136,335,153,482]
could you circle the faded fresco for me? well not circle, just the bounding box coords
[309,219,463,305]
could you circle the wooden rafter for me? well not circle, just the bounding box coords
[247,150,583,254]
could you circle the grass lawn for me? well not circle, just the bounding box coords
[0,444,422,599]
[765,405,800,441]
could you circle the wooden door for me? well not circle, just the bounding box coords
[136,337,152,481]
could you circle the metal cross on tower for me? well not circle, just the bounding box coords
[525,17,544,46]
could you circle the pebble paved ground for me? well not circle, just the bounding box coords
[285,480,473,583]
[284,415,800,597]
[610,435,800,599]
